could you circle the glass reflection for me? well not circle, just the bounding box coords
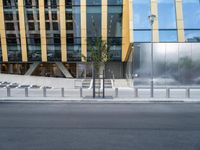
[27,34,41,61]
[87,0,101,5]
[87,4,101,58]
[107,6,122,38]
[67,4,81,61]
[182,0,200,29]
[87,6,101,37]
[178,44,192,83]
[185,30,200,42]
[158,0,176,29]
[192,43,200,84]
[65,0,80,5]
[134,30,151,42]
[165,43,178,84]
[4,0,22,62]
[133,0,151,29]
[108,0,123,5]
[159,30,177,42]
[132,43,200,86]
[44,0,61,61]
[108,4,122,61]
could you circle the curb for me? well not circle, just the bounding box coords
[1,98,200,104]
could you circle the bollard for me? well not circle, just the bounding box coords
[80,87,83,97]
[43,87,47,97]
[186,88,190,98]
[25,87,28,97]
[115,88,118,98]
[61,88,64,97]
[7,87,11,97]
[134,88,138,98]
[166,88,170,98]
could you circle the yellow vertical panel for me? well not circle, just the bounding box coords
[175,0,185,42]
[81,0,87,62]
[122,0,130,62]
[18,0,28,62]
[151,0,159,42]
[102,0,107,41]
[60,0,67,62]
[129,0,133,43]
[39,0,47,62]
[0,0,8,62]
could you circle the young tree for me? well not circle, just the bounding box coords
[82,23,111,98]
[82,21,111,77]
[83,37,110,76]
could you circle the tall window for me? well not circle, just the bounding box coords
[3,0,22,61]
[86,0,101,58]
[66,1,81,61]
[183,0,200,42]
[158,0,177,42]
[24,0,41,61]
[133,0,151,42]
[86,7,101,38]
[44,0,61,61]
[108,1,122,61]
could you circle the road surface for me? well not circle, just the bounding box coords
[0,103,200,150]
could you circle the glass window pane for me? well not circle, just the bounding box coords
[134,30,151,42]
[158,0,176,29]
[87,6,101,37]
[159,30,177,42]
[72,6,81,37]
[185,30,200,42]
[182,0,200,29]
[65,0,80,5]
[107,6,122,37]
[108,0,123,5]
[133,0,151,29]
[108,5,122,61]
[87,0,101,5]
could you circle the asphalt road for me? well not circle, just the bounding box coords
[0,103,200,150]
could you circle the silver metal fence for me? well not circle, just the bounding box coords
[133,86,200,98]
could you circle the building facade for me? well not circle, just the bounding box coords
[0,0,200,81]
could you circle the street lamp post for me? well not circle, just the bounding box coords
[148,14,156,98]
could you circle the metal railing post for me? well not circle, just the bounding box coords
[7,87,11,97]
[134,88,138,98]
[166,88,170,98]
[80,87,83,98]
[115,88,118,98]
[25,87,28,97]
[186,88,190,98]
[103,70,105,98]
[61,88,64,97]
[43,87,47,97]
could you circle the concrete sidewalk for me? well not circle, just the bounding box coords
[0,73,200,103]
